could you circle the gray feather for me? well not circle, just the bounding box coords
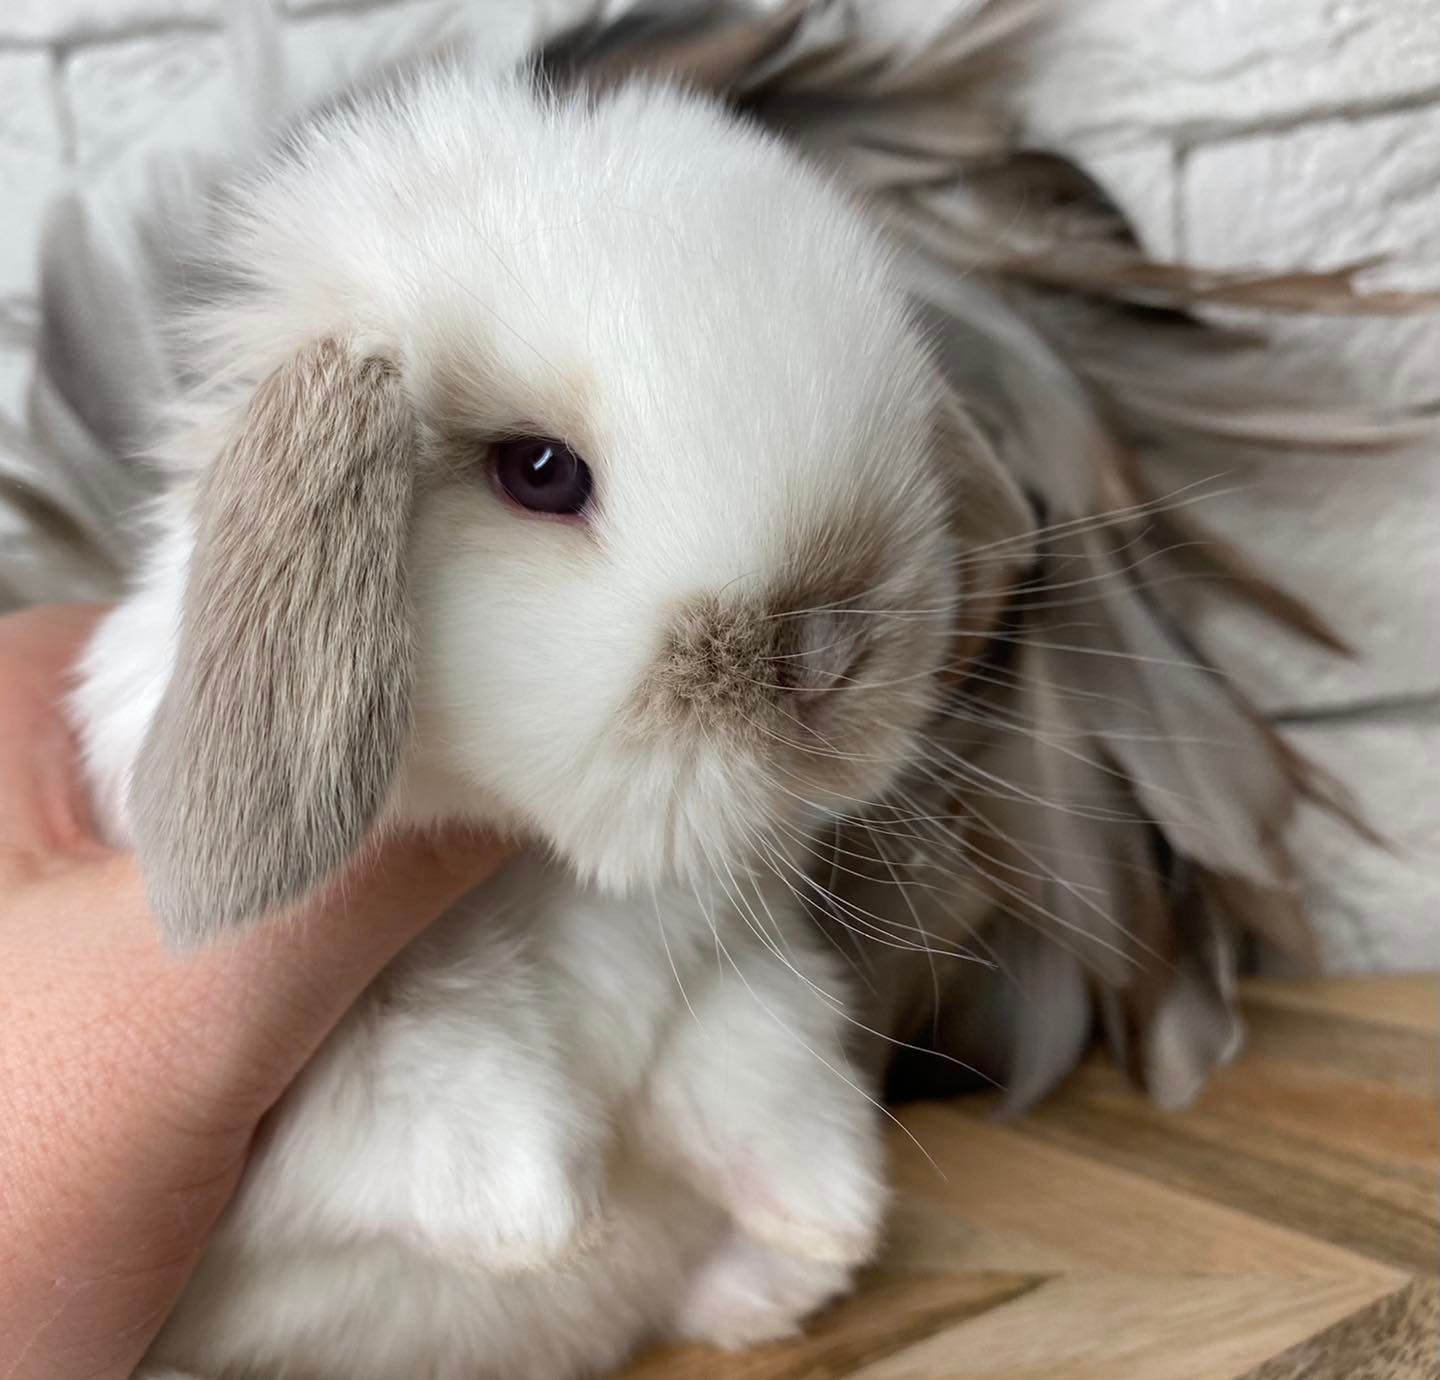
[14,0,1436,1107]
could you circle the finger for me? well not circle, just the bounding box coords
[182,823,514,1115]
[1,815,510,1380]
[10,825,512,1134]
[0,603,110,865]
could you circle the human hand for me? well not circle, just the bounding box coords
[0,604,511,1379]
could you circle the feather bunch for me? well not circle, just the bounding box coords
[10,0,1438,1113]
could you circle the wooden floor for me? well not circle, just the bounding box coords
[621,976,1438,1380]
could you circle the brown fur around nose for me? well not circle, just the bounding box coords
[652,594,781,723]
[644,584,873,734]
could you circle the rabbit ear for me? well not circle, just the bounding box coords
[131,338,418,945]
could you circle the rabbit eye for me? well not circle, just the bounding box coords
[492,437,592,517]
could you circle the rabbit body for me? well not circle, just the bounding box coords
[71,55,1023,1380]
[128,852,882,1378]
[79,492,889,1380]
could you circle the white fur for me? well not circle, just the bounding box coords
[73,63,962,1380]
[138,861,885,1379]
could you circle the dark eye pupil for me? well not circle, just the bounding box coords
[493,437,592,516]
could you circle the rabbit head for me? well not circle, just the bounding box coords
[129,68,1031,942]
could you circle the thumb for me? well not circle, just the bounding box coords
[0,601,514,1133]
[186,824,516,1115]
[23,827,513,1138]
[0,826,510,1380]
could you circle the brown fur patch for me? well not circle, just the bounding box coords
[644,559,883,732]
[654,593,774,719]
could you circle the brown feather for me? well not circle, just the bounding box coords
[1144,505,1353,657]
[1130,881,1245,1110]
[1195,868,1317,969]
[26,0,1425,1112]
[1000,254,1440,316]
[538,0,810,95]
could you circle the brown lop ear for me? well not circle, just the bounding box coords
[131,337,418,945]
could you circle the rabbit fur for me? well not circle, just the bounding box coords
[71,57,1030,1380]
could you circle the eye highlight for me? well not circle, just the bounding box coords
[492,437,593,517]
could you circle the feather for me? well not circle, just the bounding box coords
[13,0,1435,1115]
[29,196,167,549]
[1142,504,1352,657]
[0,465,102,567]
[962,645,1170,989]
[988,930,1094,1115]
[1131,878,1245,1112]
[998,252,1439,317]
[889,158,1439,316]
[885,918,1095,1116]
[538,0,810,94]
[745,0,1049,102]
[1059,539,1300,886]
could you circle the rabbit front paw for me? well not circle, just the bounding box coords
[671,1229,854,1350]
[716,1131,886,1269]
[640,968,888,1269]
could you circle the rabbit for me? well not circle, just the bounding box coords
[70,55,1031,1380]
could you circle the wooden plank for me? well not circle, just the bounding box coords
[1237,997,1437,1097]
[1244,976,1438,1037]
[1241,1278,1439,1380]
[888,1109,1403,1282]
[989,1089,1439,1274]
[621,1272,1044,1380]
[957,976,1440,1273]
[1039,1055,1435,1206]
[846,1273,1398,1380]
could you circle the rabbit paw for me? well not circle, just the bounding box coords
[640,963,889,1269]
[672,1230,853,1350]
[717,1133,887,1268]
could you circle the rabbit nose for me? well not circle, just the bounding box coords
[647,594,874,726]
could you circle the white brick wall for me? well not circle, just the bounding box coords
[67,32,228,170]
[1287,717,1440,972]
[0,0,218,45]
[1019,0,1440,147]
[1,0,1436,969]
[0,53,65,307]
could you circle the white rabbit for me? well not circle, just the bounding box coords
[71,58,1029,1380]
